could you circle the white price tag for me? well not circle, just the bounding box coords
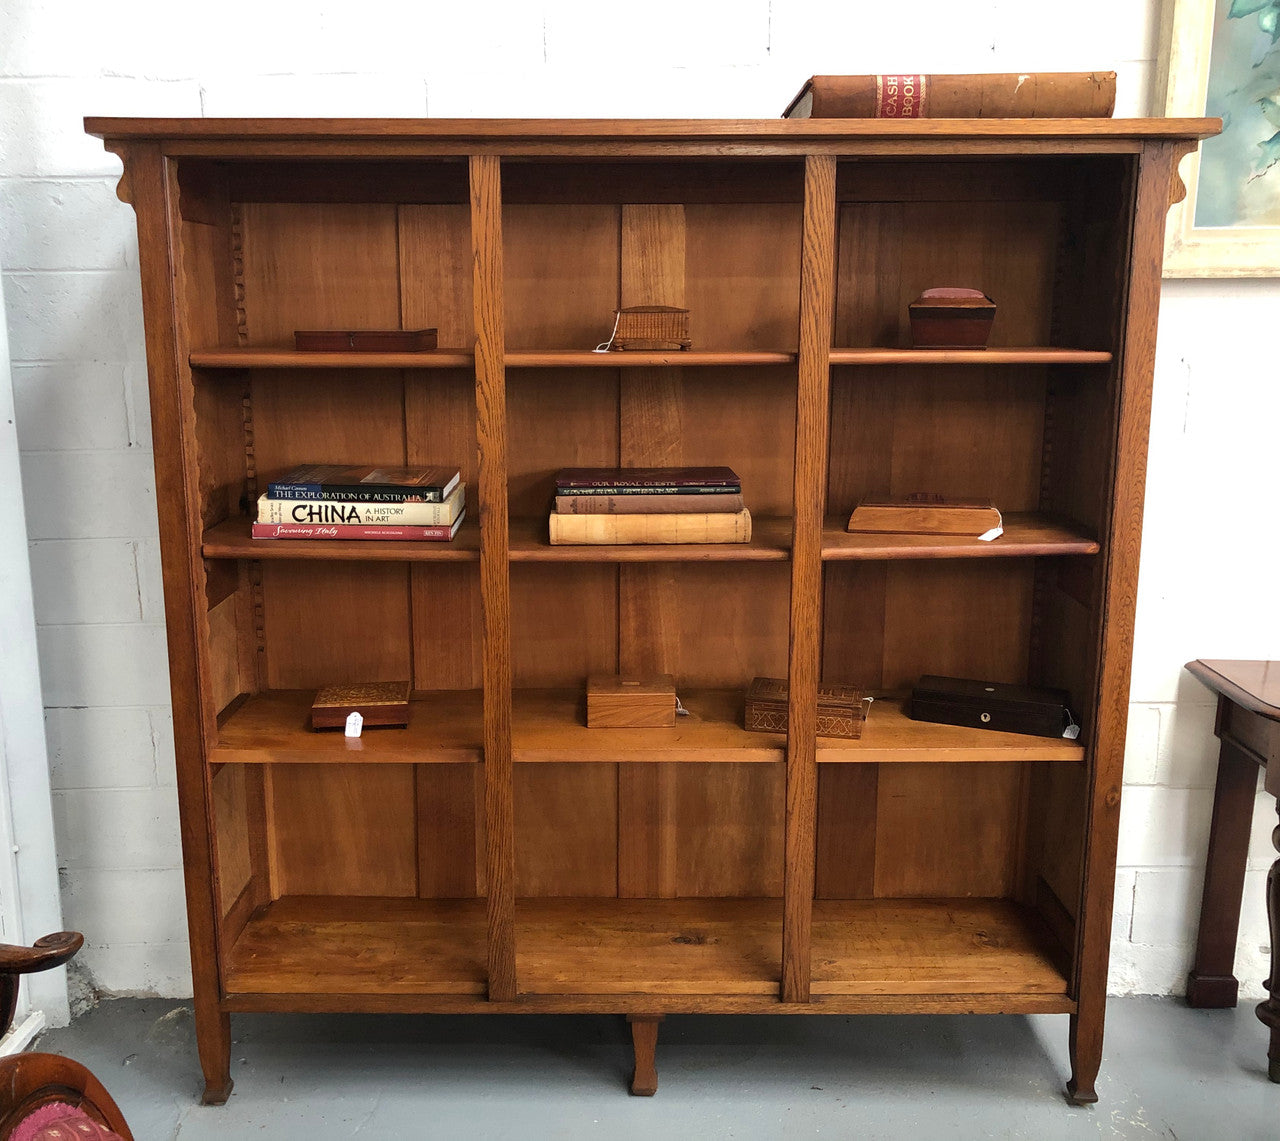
[344,711,364,738]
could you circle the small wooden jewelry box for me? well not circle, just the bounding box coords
[612,306,692,351]
[907,288,995,348]
[311,681,411,730]
[587,675,677,727]
[744,677,871,739]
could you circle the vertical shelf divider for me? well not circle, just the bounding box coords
[782,154,837,1004]
[470,153,517,1001]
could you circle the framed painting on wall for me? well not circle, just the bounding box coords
[1160,0,1280,275]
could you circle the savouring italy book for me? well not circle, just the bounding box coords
[267,464,461,503]
[252,513,466,542]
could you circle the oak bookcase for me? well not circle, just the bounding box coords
[86,116,1216,1103]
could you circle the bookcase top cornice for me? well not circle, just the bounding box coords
[85,116,1220,154]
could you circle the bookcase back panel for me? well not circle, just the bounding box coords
[822,561,1035,692]
[507,370,619,516]
[512,564,619,686]
[815,766,878,898]
[814,762,1025,900]
[513,763,784,898]
[502,161,804,207]
[398,204,474,348]
[872,763,1025,898]
[516,764,619,897]
[260,561,411,689]
[514,562,790,689]
[617,764,784,898]
[417,766,485,899]
[251,371,407,484]
[504,205,620,349]
[826,367,1046,516]
[238,203,401,345]
[684,204,801,351]
[225,161,470,206]
[267,764,417,897]
[834,200,1061,349]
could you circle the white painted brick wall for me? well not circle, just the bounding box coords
[1,0,1275,1000]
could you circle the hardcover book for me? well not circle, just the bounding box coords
[267,464,461,503]
[783,72,1117,119]
[548,509,751,545]
[258,483,465,526]
[555,467,741,495]
[311,681,411,730]
[252,513,465,542]
[554,492,744,515]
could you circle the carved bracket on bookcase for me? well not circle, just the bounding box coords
[103,143,134,207]
[1168,141,1202,211]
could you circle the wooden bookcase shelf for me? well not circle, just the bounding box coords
[821,514,1099,561]
[223,896,1068,1011]
[211,690,1082,767]
[507,350,795,367]
[90,114,1216,1104]
[828,347,1111,365]
[202,517,482,562]
[213,690,483,764]
[190,348,475,369]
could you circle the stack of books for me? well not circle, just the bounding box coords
[549,467,750,545]
[253,464,465,541]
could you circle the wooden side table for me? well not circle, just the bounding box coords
[1184,659,1280,1082]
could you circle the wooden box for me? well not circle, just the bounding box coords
[909,675,1076,739]
[587,674,677,727]
[744,677,871,739]
[907,288,995,348]
[612,306,691,351]
[311,681,411,729]
[295,328,438,351]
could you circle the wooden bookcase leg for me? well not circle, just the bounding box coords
[197,1007,233,1105]
[1256,801,1280,1082]
[627,1015,663,1096]
[1065,1010,1100,1106]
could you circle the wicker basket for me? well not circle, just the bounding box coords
[612,306,691,351]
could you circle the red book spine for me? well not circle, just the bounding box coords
[252,522,458,541]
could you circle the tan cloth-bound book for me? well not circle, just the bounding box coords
[549,508,752,545]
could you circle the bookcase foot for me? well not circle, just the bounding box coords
[201,1077,235,1106]
[627,1014,662,1096]
[196,1007,233,1105]
[1064,1078,1098,1107]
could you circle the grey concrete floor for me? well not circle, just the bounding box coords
[29,998,1277,1139]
